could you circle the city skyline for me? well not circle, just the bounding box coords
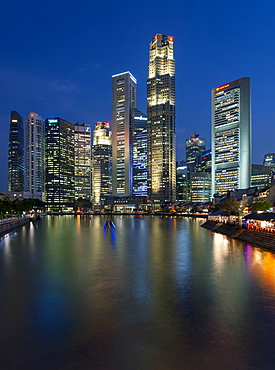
[1,0,275,190]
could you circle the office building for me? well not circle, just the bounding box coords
[186,134,206,179]
[112,71,137,196]
[176,162,189,202]
[251,164,272,190]
[45,118,75,211]
[147,33,176,205]
[132,108,147,196]
[190,172,211,203]
[263,153,275,184]
[92,122,112,207]
[25,112,44,200]
[211,77,251,196]
[74,123,91,201]
[201,149,212,173]
[8,111,24,192]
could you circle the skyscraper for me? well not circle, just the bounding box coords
[25,112,44,199]
[251,164,272,190]
[185,134,206,179]
[92,122,112,208]
[74,123,91,201]
[112,71,137,196]
[147,33,176,205]
[263,153,275,184]
[8,111,24,192]
[45,117,75,211]
[132,108,147,196]
[211,77,251,196]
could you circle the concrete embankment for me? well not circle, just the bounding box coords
[0,218,30,238]
[202,220,275,252]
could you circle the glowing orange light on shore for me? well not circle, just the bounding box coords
[215,84,230,92]
[30,113,34,117]
[168,36,174,42]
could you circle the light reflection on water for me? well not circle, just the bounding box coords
[1,216,275,369]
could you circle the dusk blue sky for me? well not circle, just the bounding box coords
[1,0,275,190]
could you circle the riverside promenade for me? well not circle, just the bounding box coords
[0,217,30,237]
[202,220,275,253]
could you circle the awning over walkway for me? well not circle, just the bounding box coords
[243,212,275,221]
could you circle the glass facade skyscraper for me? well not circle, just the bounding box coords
[212,77,251,196]
[112,71,137,196]
[74,123,91,201]
[45,118,75,211]
[147,34,176,205]
[185,134,206,179]
[8,111,24,192]
[25,112,44,199]
[132,108,147,196]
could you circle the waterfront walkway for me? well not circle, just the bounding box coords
[0,216,30,237]
[202,220,275,253]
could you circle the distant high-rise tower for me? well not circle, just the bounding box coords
[45,118,75,211]
[132,108,147,196]
[25,112,44,199]
[185,134,206,179]
[92,122,112,207]
[8,111,24,192]
[211,77,251,196]
[263,153,275,184]
[112,71,137,196]
[147,33,176,204]
[74,123,91,201]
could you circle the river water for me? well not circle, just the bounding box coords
[1,215,275,369]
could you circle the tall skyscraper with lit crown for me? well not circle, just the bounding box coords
[212,77,251,196]
[147,33,176,205]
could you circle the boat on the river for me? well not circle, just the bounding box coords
[104,220,116,230]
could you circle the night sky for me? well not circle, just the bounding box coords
[1,0,275,190]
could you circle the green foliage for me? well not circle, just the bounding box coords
[0,197,45,214]
[250,199,273,213]
[216,197,240,213]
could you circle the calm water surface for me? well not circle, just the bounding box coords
[1,215,275,369]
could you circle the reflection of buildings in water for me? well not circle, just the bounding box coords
[212,233,230,271]
[247,246,275,295]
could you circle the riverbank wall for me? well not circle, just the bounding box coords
[0,218,30,238]
[202,220,275,252]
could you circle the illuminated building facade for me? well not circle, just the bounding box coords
[25,112,44,200]
[263,153,275,184]
[74,123,91,201]
[176,162,188,202]
[201,149,212,173]
[186,134,206,179]
[45,118,75,211]
[190,172,211,202]
[147,33,176,204]
[8,111,24,192]
[211,77,251,196]
[112,71,136,196]
[132,108,147,196]
[251,164,272,190]
[92,122,112,207]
